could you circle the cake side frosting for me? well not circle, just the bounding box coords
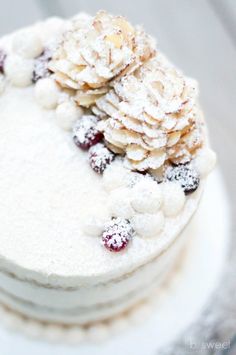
[0,218,189,324]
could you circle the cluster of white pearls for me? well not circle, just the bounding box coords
[2,18,84,130]
[5,55,34,87]
[0,297,153,344]
[131,179,162,214]
[99,147,216,240]
[5,29,43,87]
[34,78,84,128]
[94,161,187,239]
[34,78,60,109]
[12,30,43,59]
[56,100,84,130]
[162,182,186,217]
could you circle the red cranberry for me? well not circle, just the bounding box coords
[89,143,115,174]
[32,48,52,83]
[0,50,6,74]
[165,163,200,194]
[102,218,133,252]
[73,115,103,150]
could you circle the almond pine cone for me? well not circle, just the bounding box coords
[49,11,156,107]
[93,55,203,171]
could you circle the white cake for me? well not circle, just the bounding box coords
[0,12,216,329]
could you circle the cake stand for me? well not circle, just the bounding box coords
[0,170,230,355]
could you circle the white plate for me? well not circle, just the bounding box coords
[0,170,230,355]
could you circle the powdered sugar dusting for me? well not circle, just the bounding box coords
[46,11,206,173]
[102,217,134,252]
[95,55,203,171]
[89,143,115,173]
[73,115,103,150]
[32,49,52,83]
[49,11,155,107]
[165,164,200,194]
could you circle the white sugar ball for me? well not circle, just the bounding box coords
[72,12,92,23]
[12,30,43,59]
[44,324,64,342]
[103,160,128,191]
[2,311,23,330]
[132,212,164,238]
[23,320,42,339]
[195,148,216,177]
[109,188,134,218]
[40,17,66,43]
[56,100,83,130]
[86,324,108,342]
[162,182,185,217]
[66,327,85,345]
[131,178,162,214]
[35,78,60,109]
[129,304,152,325]
[0,74,6,94]
[110,316,129,335]
[5,55,33,87]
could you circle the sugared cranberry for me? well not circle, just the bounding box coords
[102,217,134,252]
[32,48,52,83]
[165,163,200,194]
[0,50,6,74]
[73,115,103,150]
[89,143,115,174]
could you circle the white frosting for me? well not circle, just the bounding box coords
[56,100,83,130]
[5,55,34,87]
[34,78,60,109]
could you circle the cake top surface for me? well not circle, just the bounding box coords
[0,12,216,286]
